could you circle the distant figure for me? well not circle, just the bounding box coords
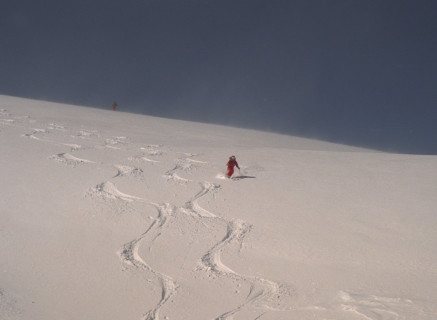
[112,101,118,111]
[226,155,240,178]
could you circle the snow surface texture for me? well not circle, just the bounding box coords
[0,95,436,320]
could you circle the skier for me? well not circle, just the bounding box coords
[226,155,240,178]
[112,101,118,111]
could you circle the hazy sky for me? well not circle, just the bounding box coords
[1,0,436,153]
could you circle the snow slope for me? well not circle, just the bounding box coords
[1,95,436,320]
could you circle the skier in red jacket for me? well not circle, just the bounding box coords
[226,156,240,178]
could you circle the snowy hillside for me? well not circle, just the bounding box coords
[1,95,436,320]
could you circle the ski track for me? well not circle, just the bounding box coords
[158,152,294,318]
[119,202,178,320]
[181,182,220,218]
[141,144,165,157]
[50,152,95,167]
[62,143,82,151]
[129,155,159,163]
[47,123,66,130]
[83,140,178,320]
[2,109,423,319]
[22,128,48,141]
[102,136,129,149]
[129,145,164,163]
[87,175,179,319]
[113,165,144,179]
[163,154,206,185]
[336,291,431,320]
[178,180,293,319]
[76,129,100,139]
[7,113,179,319]
[0,118,16,126]
[0,110,34,129]
[89,181,144,202]
[101,147,290,319]
[164,165,190,184]
[22,128,87,152]
[7,109,294,319]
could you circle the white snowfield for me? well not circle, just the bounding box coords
[0,95,436,320]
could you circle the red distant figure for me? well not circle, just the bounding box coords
[112,101,118,111]
[226,155,240,178]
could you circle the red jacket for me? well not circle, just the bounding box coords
[227,159,239,169]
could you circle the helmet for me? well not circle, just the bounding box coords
[230,155,236,159]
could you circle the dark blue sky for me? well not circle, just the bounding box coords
[1,0,436,153]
